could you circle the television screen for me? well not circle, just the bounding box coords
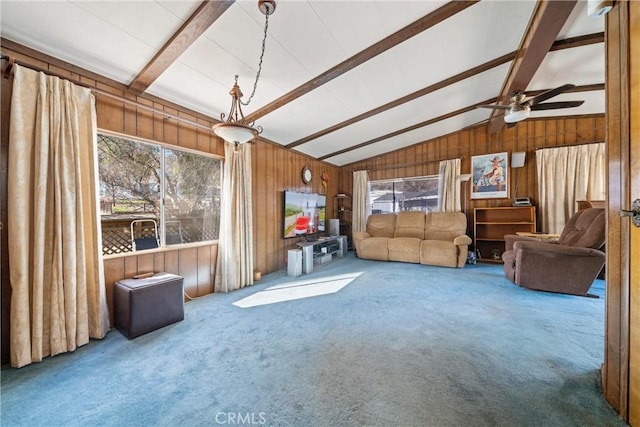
[283,191,326,239]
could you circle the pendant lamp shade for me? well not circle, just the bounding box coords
[213,122,258,145]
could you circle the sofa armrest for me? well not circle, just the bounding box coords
[352,231,370,241]
[453,235,472,246]
[352,231,370,254]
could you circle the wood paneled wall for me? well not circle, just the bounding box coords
[252,141,339,275]
[339,115,606,234]
[103,245,217,322]
[0,41,338,364]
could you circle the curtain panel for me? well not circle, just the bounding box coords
[438,158,461,212]
[352,170,371,233]
[215,142,254,293]
[536,143,606,234]
[8,65,109,368]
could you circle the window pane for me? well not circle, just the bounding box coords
[370,176,439,214]
[370,180,398,214]
[164,148,221,245]
[403,177,439,212]
[98,134,160,255]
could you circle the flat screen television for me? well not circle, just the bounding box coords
[283,191,326,239]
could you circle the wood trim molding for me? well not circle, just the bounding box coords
[128,0,234,94]
[244,0,480,123]
[629,3,640,424]
[603,0,631,420]
[488,0,577,133]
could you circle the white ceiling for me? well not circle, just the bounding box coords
[0,0,605,166]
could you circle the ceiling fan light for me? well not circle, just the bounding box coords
[504,108,530,123]
[213,122,258,144]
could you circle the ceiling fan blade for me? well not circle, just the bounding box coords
[528,83,575,106]
[506,122,517,129]
[530,100,585,110]
[477,104,511,110]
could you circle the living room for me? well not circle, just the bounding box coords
[0,0,638,425]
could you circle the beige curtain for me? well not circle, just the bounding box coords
[438,158,461,212]
[352,170,371,233]
[8,65,110,368]
[536,143,606,234]
[215,141,254,293]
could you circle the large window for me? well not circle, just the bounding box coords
[98,133,222,255]
[370,175,439,214]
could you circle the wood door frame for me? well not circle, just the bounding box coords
[603,1,636,421]
[628,2,640,424]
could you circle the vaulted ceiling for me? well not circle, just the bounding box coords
[0,0,605,166]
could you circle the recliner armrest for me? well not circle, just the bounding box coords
[504,234,547,251]
[512,241,605,295]
[513,241,605,258]
[453,235,472,246]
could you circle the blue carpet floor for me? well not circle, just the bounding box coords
[1,254,627,426]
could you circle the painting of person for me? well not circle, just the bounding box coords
[471,152,508,199]
[474,156,504,191]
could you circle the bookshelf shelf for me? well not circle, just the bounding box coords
[473,206,536,263]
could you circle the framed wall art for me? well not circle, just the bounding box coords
[470,152,509,199]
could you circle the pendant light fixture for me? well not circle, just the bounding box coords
[212,0,276,145]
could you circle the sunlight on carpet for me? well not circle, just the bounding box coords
[233,272,363,308]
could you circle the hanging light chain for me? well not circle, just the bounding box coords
[241,12,269,106]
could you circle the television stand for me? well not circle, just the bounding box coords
[296,236,347,274]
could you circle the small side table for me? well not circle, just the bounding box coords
[516,232,560,242]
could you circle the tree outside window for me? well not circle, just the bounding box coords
[97,133,222,255]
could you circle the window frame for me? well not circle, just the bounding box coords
[97,130,223,258]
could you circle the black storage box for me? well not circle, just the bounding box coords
[114,272,184,339]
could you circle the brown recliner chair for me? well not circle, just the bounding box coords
[502,208,605,296]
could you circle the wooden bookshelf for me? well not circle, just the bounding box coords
[473,206,536,263]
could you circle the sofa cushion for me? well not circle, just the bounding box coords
[394,211,426,239]
[366,214,397,238]
[419,240,458,268]
[358,237,391,261]
[424,212,467,241]
[388,237,421,263]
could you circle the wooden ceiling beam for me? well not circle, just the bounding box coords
[317,98,498,161]
[487,0,578,133]
[318,83,603,162]
[128,0,234,94]
[288,32,603,149]
[244,0,479,123]
[286,52,514,149]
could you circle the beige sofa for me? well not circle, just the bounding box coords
[353,211,471,268]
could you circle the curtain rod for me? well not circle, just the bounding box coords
[365,156,464,172]
[1,54,217,133]
[534,140,605,151]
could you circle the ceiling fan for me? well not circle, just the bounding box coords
[478,83,585,126]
